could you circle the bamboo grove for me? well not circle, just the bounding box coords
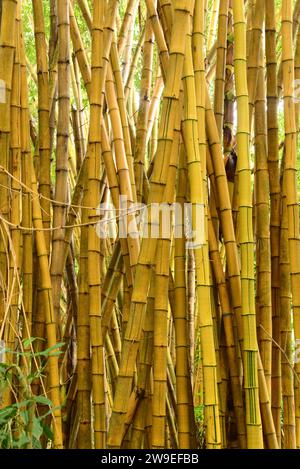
[1,0,300,450]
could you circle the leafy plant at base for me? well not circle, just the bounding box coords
[0,338,63,448]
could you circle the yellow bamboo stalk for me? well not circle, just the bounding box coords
[50,0,70,334]
[213,0,229,136]
[131,273,155,449]
[133,16,154,202]
[6,6,21,362]
[32,0,51,249]
[207,0,219,51]
[254,36,272,397]
[282,0,300,447]
[184,9,221,447]
[87,0,105,448]
[174,145,192,448]
[233,0,263,448]
[77,170,91,448]
[77,0,92,31]
[31,160,63,449]
[280,171,296,449]
[145,0,169,80]
[118,0,139,58]
[265,0,282,444]
[20,26,33,342]
[0,0,17,339]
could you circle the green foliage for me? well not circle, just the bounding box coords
[194,401,204,425]
[0,338,63,449]
[0,389,53,449]
[194,400,205,449]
